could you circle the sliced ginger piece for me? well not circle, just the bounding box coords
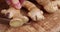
[10,16,29,27]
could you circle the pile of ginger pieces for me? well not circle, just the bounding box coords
[1,0,60,27]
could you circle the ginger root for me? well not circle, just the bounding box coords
[23,1,44,21]
[1,7,29,27]
[36,0,58,13]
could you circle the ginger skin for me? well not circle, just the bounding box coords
[36,0,58,13]
[1,7,29,27]
[23,1,44,21]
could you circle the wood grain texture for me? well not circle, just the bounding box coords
[0,24,8,32]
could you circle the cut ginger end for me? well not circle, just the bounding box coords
[10,19,24,27]
[9,17,29,27]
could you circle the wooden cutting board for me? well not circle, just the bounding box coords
[0,0,60,32]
